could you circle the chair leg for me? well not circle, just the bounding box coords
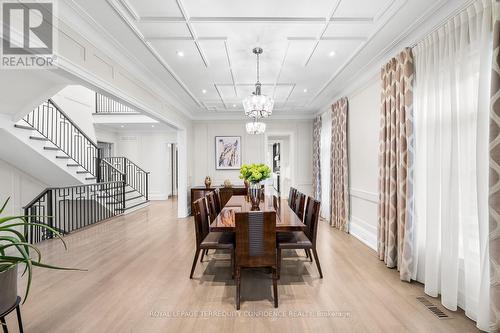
[236,267,241,310]
[307,249,313,262]
[200,249,206,263]
[312,248,323,278]
[190,249,201,279]
[15,305,23,333]
[277,249,282,279]
[231,249,235,279]
[0,316,8,333]
[272,267,278,308]
[305,249,309,259]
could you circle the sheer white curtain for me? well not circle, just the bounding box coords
[320,110,332,220]
[413,1,492,330]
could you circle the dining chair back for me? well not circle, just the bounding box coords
[303,197,321,245]
[293,192,306,221]
[214,188,222,214]
[273,195,280,216]
[288,187,297,209]
[234,211,278,309]
[219,187,233,208]
[192,197,210,246]
[206,192,218,222]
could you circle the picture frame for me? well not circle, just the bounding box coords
[215,136,241,170]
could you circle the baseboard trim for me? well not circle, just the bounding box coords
[149,193,168,201]
[349,215,377,252]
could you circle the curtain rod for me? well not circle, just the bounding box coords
[409,0,478,49]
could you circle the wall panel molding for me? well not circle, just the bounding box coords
[349,215,377,251]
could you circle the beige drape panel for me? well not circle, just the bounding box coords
[377,48,414,282]
[330,98,349,231]
[312,116,322,200]
[490,2,500,330]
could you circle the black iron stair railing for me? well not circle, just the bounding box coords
[102,157,149,201]
[95,92,139,114]
[24,99,101,177]
[24,181,125,244]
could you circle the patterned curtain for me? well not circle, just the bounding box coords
[330,98,349,231]
[312,116,322,200]
[377,48,414,282]
[490,1,500,330]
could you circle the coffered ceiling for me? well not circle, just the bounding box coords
[70,0,462,118]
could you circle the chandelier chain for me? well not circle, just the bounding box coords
[256,52,260,83]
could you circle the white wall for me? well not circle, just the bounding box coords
[51,85,97,142]
[346,77,379,251]
[320,76,379,251]
[192,119,313,196]
[0,159,47,216]
[105,131,177,201]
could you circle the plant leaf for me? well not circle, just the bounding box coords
[0,197,9,214]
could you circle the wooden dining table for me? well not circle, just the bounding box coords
[210,195,306,232]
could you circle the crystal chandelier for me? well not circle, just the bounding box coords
[242,47,274,119]
[246,120,266,135]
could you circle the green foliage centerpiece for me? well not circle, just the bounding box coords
[239,163,271,210]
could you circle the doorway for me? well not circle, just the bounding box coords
[169,143,178,197]
[97,141,113,158]
[266,135,291,198]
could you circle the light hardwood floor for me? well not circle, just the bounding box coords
[6,200,479,333]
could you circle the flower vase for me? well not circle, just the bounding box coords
[248,182,262,210]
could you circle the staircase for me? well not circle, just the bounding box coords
[17,98,150,243]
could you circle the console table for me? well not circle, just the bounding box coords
[190,185,248,215]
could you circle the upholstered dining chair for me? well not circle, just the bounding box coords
[235,211,278,310]
[277,197,322,279]
[206,192,218,222]
[190,198,235,279]
[288,187,297,210]
[293,192,306,221]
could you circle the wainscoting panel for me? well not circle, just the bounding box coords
[349,187,378,251]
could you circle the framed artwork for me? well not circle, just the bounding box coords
[215,136,241,170]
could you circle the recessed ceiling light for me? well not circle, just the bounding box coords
[202,89,207,94]
[328,51,336,57]
[120,125,124,128]
[176,50,184,57]
[151,125,155,128]
[232,104,237,107]
[303,88,308,93]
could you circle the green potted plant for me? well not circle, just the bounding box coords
[239,163,271,210]
[0,197,81,314]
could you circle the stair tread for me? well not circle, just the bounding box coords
[56,156,70,159]
[125,195,144,202]
[116,200,149,211]
[43,146,59,151]
[76,171,88,174]
[29,136,48,141]
[14,124,34,130]
[85,177,97,180]
[67,164,79,167]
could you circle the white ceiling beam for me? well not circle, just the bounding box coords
[116,0,139,21]
[175,0,210,68]
[303,0,343,67]
[137,16,374,24]
[272,41,290,99]
[288,36,367,41]
[223,41,238,97]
